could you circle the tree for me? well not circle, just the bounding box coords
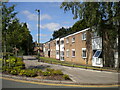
[2,3,17,59]
[2,3,34,56]
[52,27,67,39]
[71,19,89,32]
[60,2,119,68]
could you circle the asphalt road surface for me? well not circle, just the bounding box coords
[23,56,119,84]
[2,78,78,88]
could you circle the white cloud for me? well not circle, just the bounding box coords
[41,14,51,20]
[41,23,61,31]
[22,10,51,21]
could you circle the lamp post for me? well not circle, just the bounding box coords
[36,9,40,62]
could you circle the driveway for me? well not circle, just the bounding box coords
[23,56,119,84]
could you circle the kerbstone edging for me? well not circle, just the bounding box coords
[1,73,75,84]
[1,73,119,85]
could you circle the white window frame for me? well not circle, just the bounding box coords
[61,40,64,45]
[82,48,87,58]
[72,37,75,43]
[72,49,75,57]
[56,50,59,55]
[82,32,86,40]
[66,49,69,57]
[96,58,101,65]
[66,38,69,43]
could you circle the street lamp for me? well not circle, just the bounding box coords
[35,9,40,62]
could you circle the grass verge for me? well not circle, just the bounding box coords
[39,57,118,72]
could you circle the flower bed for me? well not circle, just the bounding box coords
[2,56,71,81]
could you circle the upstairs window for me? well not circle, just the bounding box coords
[61,40,64,44]
[72,37,75,43]
[56,41,59,45]
[82,32,86,40]
[66,38,69,43]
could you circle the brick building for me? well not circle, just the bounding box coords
[43,28,118,67]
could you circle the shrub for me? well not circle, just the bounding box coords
[46,68,54,72]
[2,66,12,73]
[2,66,8,72]
[19,70,26,76]
[53,70,63,75]
[62,74,70,80]
[13,66,22,73]
[32,68,43,76]
[37,69,43,75]
[25,69,37,77]
[10,70,17,75]
[16,61,25,67]
[16,57,23,62]
[42,71,51,76]
[5,67,12,73]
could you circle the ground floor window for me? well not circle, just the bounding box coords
[96,58,101,65]
[66,49,69,57]
[82,48,87,58]
[72,49,75,57]
[56,50,59,55]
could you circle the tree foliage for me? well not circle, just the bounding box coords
[2,3,34,55]
[60,2,120,68]
[52,19,88,39]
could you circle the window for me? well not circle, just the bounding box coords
[72,37,75,43]
[60,51,64,60]
[61,40,64,44]
[96,58,101,65]
[82,48,87,58]
[82,32,86,40]
[66,49,69,57]
[61,51,64,56]
[56,41,59,45]
[66,38,69,43]
[56,50,59,55]
[72,49,75,57]
[93,50,102,57]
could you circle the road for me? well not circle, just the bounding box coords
[2,78,77,88]
[23,56,119,85]
[1,77,119,88]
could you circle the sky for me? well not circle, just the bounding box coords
[6,2,79,43]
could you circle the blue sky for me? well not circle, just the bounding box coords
[6,2,79,43]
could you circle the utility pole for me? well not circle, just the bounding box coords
[36,9,40,62]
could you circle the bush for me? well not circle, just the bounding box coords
[16,57,23,62]
[62,74,70,80]
[10,70,17,75]
[46,68,54,72]
[2,66,12,73]
[53,70,63,75]
[32,69,43,76]
[19,70,26,76]
[37,69,43,75]
[2,66,8,72]
[25,69,37,77]
[16,61,25,67]
[42,71,51,76]
[13,66,23,73]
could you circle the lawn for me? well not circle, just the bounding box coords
[39,57,117,72]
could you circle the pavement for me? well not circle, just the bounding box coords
[23,56,119,85]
